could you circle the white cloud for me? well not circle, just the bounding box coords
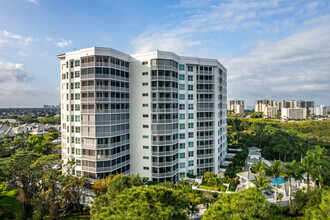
[54,39,72,47]
[0,61,30,82]
[17,51,28,57]
[25,0,41,5]
[2,30,33,44]
[223,24,330,104]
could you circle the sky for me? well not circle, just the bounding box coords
[0,0,329,107]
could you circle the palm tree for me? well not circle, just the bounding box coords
[266,160,284,206]
[302,154,314,191]
[251,161,267,177]
[251,175,271,192]
[282,160,304,205]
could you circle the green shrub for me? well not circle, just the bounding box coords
[187,173,197,178]
[193,182,198,186]
[220,185,227,192]
[229,185,236,192]
[199,185,216,191]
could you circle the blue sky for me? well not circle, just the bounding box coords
[0,0,329,107]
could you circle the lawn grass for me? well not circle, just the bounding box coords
[0,183,19,213]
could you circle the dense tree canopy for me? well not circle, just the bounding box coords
[203,188,283,219]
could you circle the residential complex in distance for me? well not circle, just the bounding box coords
[228,99,245,114]
[57,47,227,182]
[254,99,314,119]
[282,107,307,120]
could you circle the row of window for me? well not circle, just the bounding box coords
[179,74,193,81]
[179,151,194,158]
[179,133,194,139]
[179,123,194,129]
[179,161,194,168]
[179,113,194,119]
[179,142,194,149]
[62,71,80,79]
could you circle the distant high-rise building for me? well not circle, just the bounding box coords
[281,108,307,120]
[263,106,278,119]
[57,47,227,182]
[228,99,245,114]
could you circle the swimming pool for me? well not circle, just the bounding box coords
[270,177,286,185]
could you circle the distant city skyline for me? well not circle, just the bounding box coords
[0,0,330,107]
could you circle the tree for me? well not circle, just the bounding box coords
[251,161,267,177]
[60,176,88,215]
[266,160,284,206]
[91,174,116,197]
[203,188,282,219]
[251,175,272,192]
[282,160,304,205]
[27,135,53,155]
[1,150,41,219]
[32,154,62,220]
[91,185,192,220]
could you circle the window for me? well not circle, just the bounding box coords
[75,138,81,144]
[71,94,74,100]
[76,160,81,166]
[70,61,74,68]
[179,114,185,120]
[142,103,148,107]
[71,115,74,122]
[75,60,80,67]
[179,143,185,149]
[180,162,185,168]
[143,125,149,128]
[179,94,185,100]
[143,146,149,149]
[143,166,149,170]
[188,160,194,166]
[188,66,193,72]
[188,113,193,119]
[142,93,148,97]
[71,83,74,89]
[188,75,193,81]
[142,61,148,65]
[179,133,185,139]
[188,123,193,128]
[188,142,194,148]
[142,114,149,118]
[71,126,74,133]
[188,132,194,138]
[142,82,148,86]
[179,104,185,110]
[75,82,80,89]
[75,71,80,78]
[71,72,74,78]
[188,151,194,157]
[179,84,185,90]
[188,85,193,91]
[66,94,69,100]
[75,116,80,122]
[188,104,193,110]
[188,94,193,100]
[180,172,186,178]
[75,127,80,133]
[75,104,80,111]
[179,153,185,159]
[179,64,185,71]
[179,74,185,80]
[75,93,80,100]
[143,135,149,139]
[142,72,148,75]
[143,156,149,159]
[179,124,185,129]
[70,105,74,111]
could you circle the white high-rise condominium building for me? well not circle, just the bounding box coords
[57,47,227,182]
[228,99,245,114]
[281,107,307,120]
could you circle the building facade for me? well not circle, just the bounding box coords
[263,106,278,119]
[281,107,307,120]
[228,99,245,114]
[57,47,227,182]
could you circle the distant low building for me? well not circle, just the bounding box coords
[228,99,246,114]
[281,107,307,120]
[263,106,278,119]
[313,105,330,116]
